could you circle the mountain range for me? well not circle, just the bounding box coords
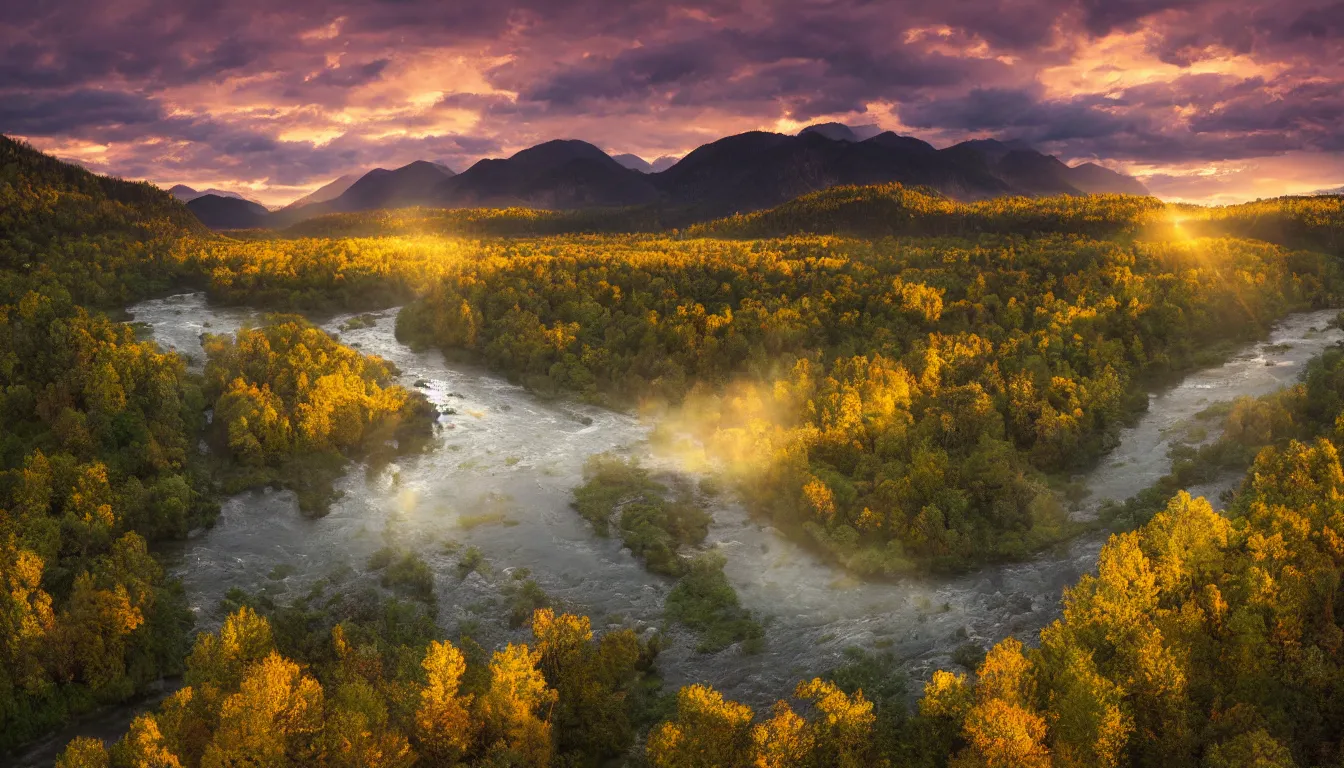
[169,184,267,207]
[183,124,1150,230]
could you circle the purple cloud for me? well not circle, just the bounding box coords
[1,0,1342,204]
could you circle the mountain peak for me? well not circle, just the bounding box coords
[650,156,681,173]
[799,123,883,142]
[612,153,654,173]
[186,194,270,229]
[863,131,936,153]
[949,138,1037,163]
[1068,162,1150,196]
[441,138,655,209]
[168,184,266,207]
[282,172,364,210]
[400,159,456,176]
[506,139,618,170]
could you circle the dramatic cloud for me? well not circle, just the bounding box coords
[2,0,1342,204]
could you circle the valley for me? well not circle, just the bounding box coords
[5,132,1344,767]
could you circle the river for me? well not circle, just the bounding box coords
[13,296,1341,765]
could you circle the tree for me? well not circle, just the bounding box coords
[1202,730,1297,768]
[324,679,414,768]
[952,639,1050,768]
[1036,627,1130,768]
[751,701,811,768]
[415,640,474,765]
[56,736,110,768]
[646,684,754,768]
[478,643,557,766]
[200,652,325,768]
[793,678,879,767]
[110,714,183,768]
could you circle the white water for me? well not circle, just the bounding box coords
[14,296,1340,765]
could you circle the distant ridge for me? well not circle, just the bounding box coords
[169,184,267,208]
[270,160,455,224]
[436,139,659,209]
[799,122,882,142]
[185,194,270,229]
[612,153,654,173]
[281,173,364,210]
[1069,162,1149,196]
[185,126,1150,230]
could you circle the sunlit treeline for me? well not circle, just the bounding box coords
[272,205,666,240]
[397,230,1340,572]
[685,184,1171,239]
[1174,195,1344,254]
[55,604,673,768]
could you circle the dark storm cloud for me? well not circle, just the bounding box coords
[304,59,392,90]
[510,8,996,123]
[900,88,1137,143]
[518,40,725,106]
[1286,2,1344,39]
[1077,0,1195,36]
[4,0,1344,202]
[0,90,163,134]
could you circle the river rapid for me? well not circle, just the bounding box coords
[13,296,1341,765]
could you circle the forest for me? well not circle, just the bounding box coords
[202,315,436,515]
[4,133,1344,766]
[394,223,1339,573]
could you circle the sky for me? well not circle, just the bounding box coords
[3,0,1343,207]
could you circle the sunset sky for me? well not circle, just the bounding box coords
[3,0,1343,207]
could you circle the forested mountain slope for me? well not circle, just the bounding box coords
[0,136,215,753]
[0,135,204,306]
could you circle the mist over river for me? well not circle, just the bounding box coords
[15,296,1341,766]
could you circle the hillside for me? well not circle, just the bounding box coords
[280,172,363,209]
[0,134,205,304]
[684,182,1165,239]
[185,193,270,229]
[1,136,202,239]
